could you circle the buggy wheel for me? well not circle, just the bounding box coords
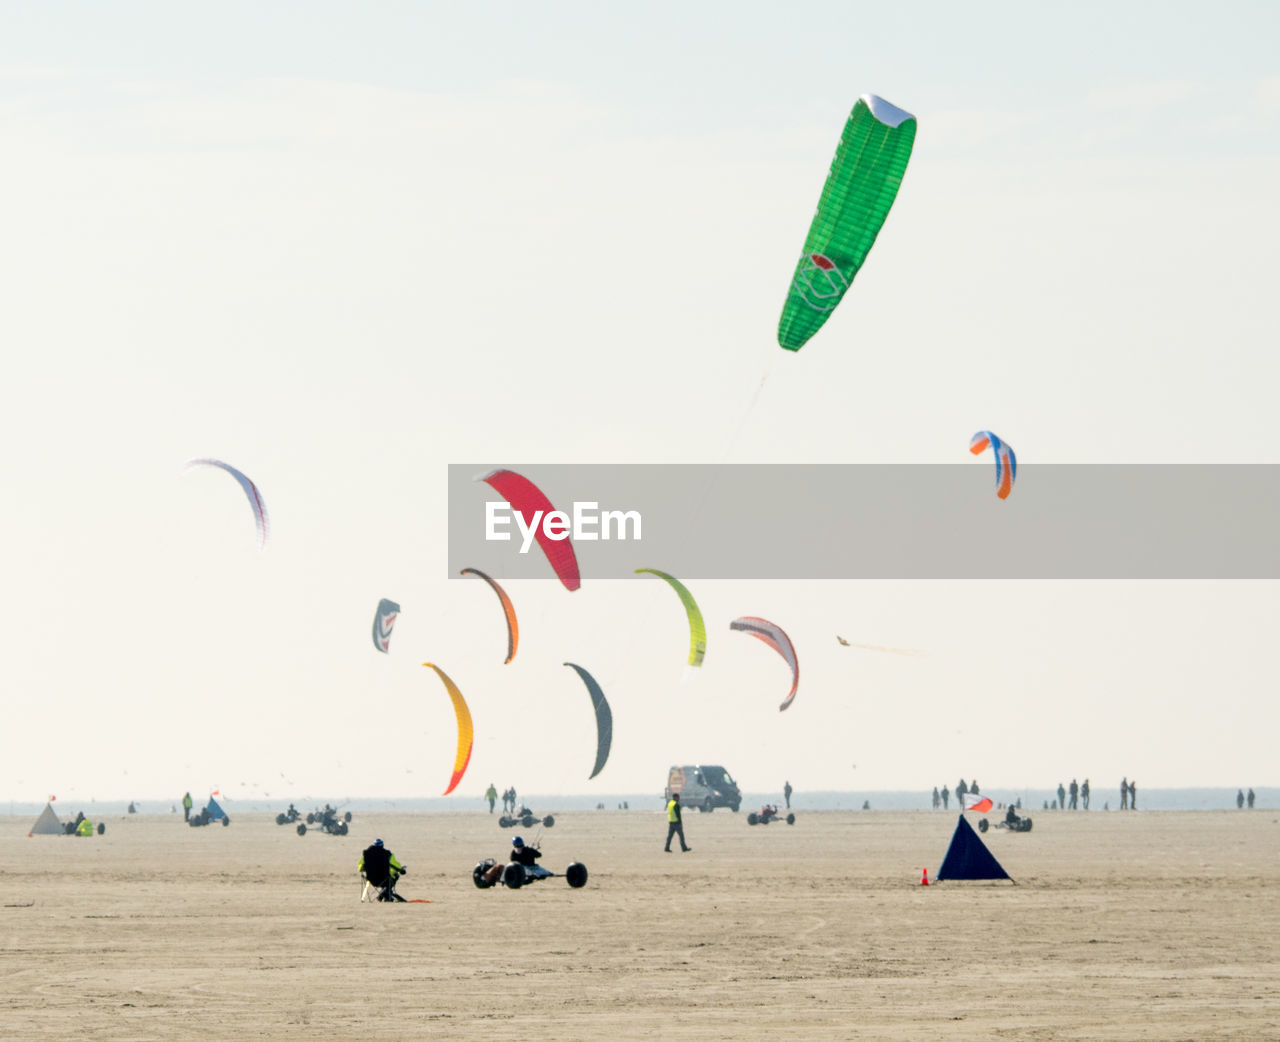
[1022,819,1033,832]
[498,816,512,828]
[977,818,989,833]
[786,813,795,825]
[306,813,315,824]
[97,823,105,835]
[275,813,287,826]
[337,822,349,835]
[221,816,230,826]
[543,815,555,828]
[521,815,535,828]
[343,811,353,823]
[473,861,496,889]
[296,823,307,835]
[747,812,759,825]
[565,862,588,888]
[502,863,525,889]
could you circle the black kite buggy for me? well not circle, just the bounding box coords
[747,805,795,826]
[472,849,587,890]
[295,805,353,836]
[977,814,1033,833]
[498,805,555,829]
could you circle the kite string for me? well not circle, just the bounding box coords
[719,353,777,464]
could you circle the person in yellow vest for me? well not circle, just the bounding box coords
[76,816,94,837]
[485,783,498,814]
[664,791,691,853]
[182,791,193,822]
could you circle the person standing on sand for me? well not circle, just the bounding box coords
[1069,779,1079,810]
[784,780,793,809]
[181,791,192,823]
[1247,788,1255,808]
[1120,778,1128,810]
[1128,779,1136,809]
[956,779,968,808]
[1237,789,1245,809]
[1081,779,1090,810]
[664,792,691,853]
[932,787,941,810]
[485,783,498,814]
[1057,782,1066,810]
[941,785,950,809]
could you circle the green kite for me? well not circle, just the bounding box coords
[778,94,917,352]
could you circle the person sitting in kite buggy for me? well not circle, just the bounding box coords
[510,836,551,879]
[758,804,780,824]
[1005,803,1021,827]
[358,838,407,902]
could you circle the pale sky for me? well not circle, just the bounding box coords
[2,3,1278,803]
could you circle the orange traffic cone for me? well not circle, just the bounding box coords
[920,867,930,886]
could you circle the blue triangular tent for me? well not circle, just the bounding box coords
[205,797,226,820]
[30,802,62,835]
[936,814,1012,882]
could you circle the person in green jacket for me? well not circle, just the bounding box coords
[358,839,406,902]
[485,783,498,814]
[181,792,192,822]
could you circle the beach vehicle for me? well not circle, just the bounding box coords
[296,806,352,836]
[665,765,741,813]
[471,851,588,890]
[977,815,1033,833]
[274,807,302,826]
[747,804,795,826]
[304,804,352,826]
[497,805,555,829]
[188,808,230,827]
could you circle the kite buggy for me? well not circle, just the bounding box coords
[498,805,555,829]
[977,809,1033,833]
[188,797,230,827]
[747,804,795,826]
[296,805,353,836]
[472,836,586,890]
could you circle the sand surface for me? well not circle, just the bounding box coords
[2,808,1278,1040]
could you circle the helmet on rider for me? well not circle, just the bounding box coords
[513,836,524,848]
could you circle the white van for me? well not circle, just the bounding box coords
[665,765,742,813]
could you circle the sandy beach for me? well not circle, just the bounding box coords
[2,807,1277,1040]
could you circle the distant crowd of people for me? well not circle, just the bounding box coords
[929,779,1261,812]
[930,779,982,809]
[1048,778,1094,810]
[481,785,526,814]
